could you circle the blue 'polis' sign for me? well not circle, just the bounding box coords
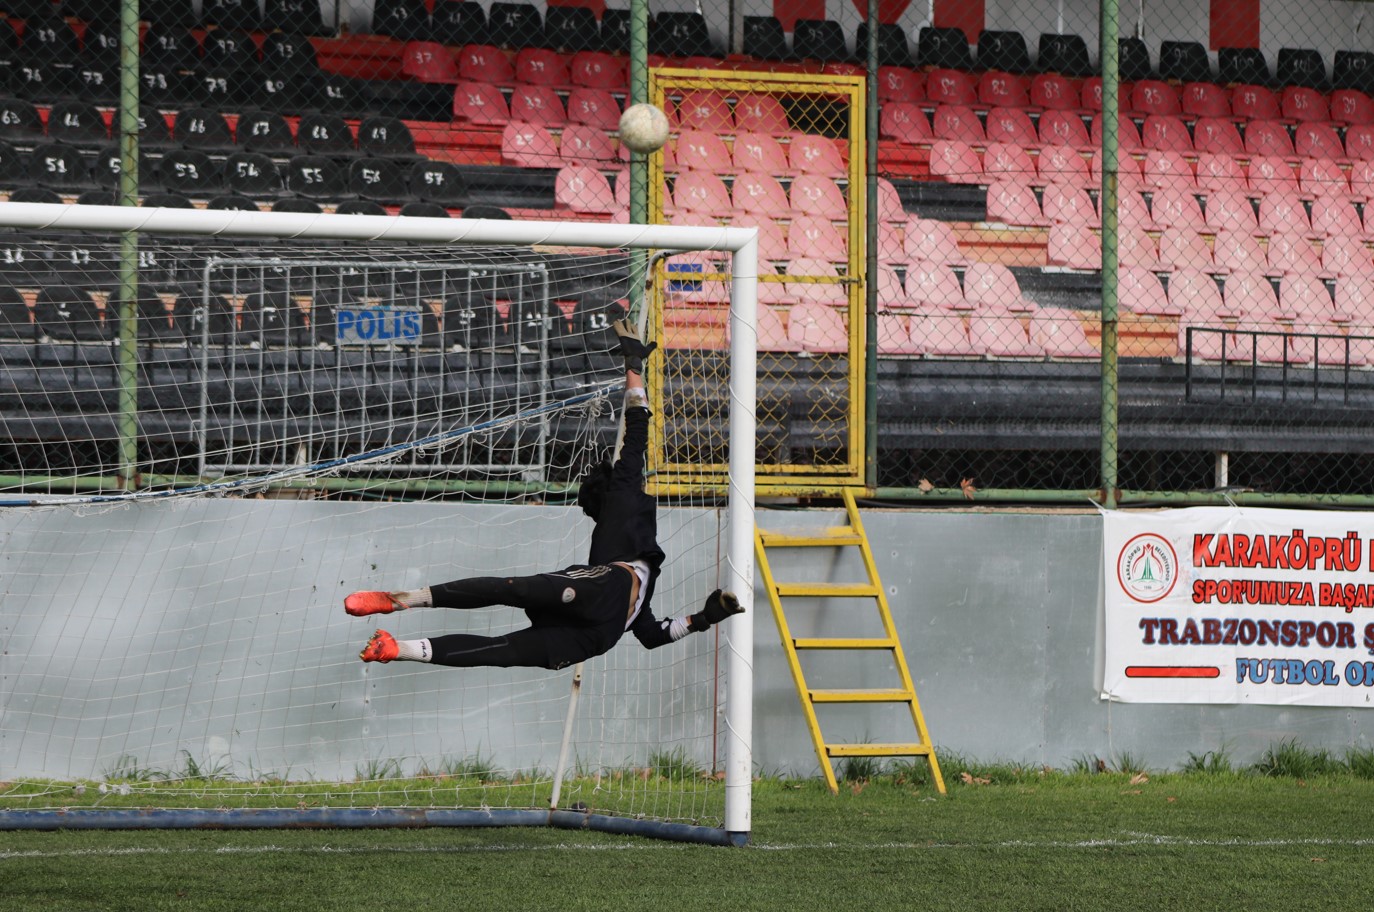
[336,307,423,345]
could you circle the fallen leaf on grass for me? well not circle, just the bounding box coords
[960,771,991,786]
[1129,772,1149,785]
[1311,857,1326,863]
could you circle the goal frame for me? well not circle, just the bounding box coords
[0,204,758,847]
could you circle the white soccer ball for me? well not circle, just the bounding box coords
[618,103,670,154]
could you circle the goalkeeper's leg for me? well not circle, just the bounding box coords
[344,574,552,617]
[361,624,607,671]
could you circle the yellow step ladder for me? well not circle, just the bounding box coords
[755,489,945,794]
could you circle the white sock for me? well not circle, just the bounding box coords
[396,638,432,662]
[392,587,433,609]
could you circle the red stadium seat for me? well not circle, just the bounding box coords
[1350,159,1374,199]
[1336,276,1374,323]
[876,177,907,225]
[1090,113,1141,150]
[977,70,1030,108]
[874,264,907,307]
[730,171,792,218]
[457,44,515,84]
[1204,188,1259,233]
[1139,149,1195,190]
[932,104,985,143]
[1030,73,1079,111]
[878,103,932,144]
[1247,155,1299,196]
[982,142,1036,181]
[1299,158,1355,200]
[1330,89,1374,126]
[401,41,459,83]
[1295,122,1346,161]
[788,133,845,175]
[912,311,985,357]
[674,129,732,172]
[509,84,567,127]
[927,140,983,181]
[1322,235,1374,278]
[1195,152,1246,193]
[753,303,802,352]
[904,218,966,266]
[1129,79,1182,116]
[1042,181,1097,226]
[501,121,559,167]
[788,215,848,261]
[984,106,1038,146]
[1120,266,1178,316]
[986,179,1048,226]
[789,174,847,219]
[1037,144,1092,188]
[1149,185,1205,230]
[1037,109,1090,148]
[1119,226,1160,268]
[734,93,790,134]
[676,91,732,132]
[1080,76,1104,111]
[1345,124,1374,162]
[1033,310,1099,358]
[1311,197,1367,237]
[1223,270,1280,319]
[671,171,734,217]
[971,312,1045,358]
[566,89,621,130]
[453,81,511,125]
[877,66,925,103]
[555,164,616,214]
[1171,268,1229,320]
[569,51,626,90]
[1181,82,1230,118]
[1258,189,1313,236]
[559,124,617,166]
[514,47,570,87]
[1243,121,1295,158]
[877,313,923,356]
[732,131,789,174]
[964,262,1035,312]
[1281,86,1330,123]
[1192,117,1245,155]
[786,258,848,307]
[925,68,977,105]
[1141,114,1194,152]
[905,261,967,309]
[1210,229,1266,275]
[1231,84,1281,120]
[1277,273,1335,322]
[1266,232,1324,277]
[1158,225,1215,272]
[787,300,849,354]
[1046,222,1101,268]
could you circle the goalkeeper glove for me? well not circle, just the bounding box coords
[612,317,657,373]
[687,589,742,632]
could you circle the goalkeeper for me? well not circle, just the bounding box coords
[344,315,743,670]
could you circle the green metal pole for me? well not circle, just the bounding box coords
[862,1,879,490]
[627,0,650,319]
[116,0,141,491]
[1099,0,1120,509]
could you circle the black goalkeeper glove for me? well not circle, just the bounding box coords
[687,589,742,632]
[612,317,657,373]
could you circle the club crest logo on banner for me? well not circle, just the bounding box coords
[1103,507,1374,706]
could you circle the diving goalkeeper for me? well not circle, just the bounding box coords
[344,315,743,670]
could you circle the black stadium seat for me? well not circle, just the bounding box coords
[285,154,347,198]
[1119,37,1154,82]
[432,1,488,47]
[139,63,199,108]
[143,0,202,28]
[297,114,356,156]
[0,139,26,188]
[977,29,1030,73]
[272,197,323,214]
[0,285,36,341]
[488,2,544,50]
[918,26,974,70]
[408,160,467,206]
[142,27,202,72]
[198,68,255,110]
[793,19,849,63]
[653,11,719,58]
[316,73,371,118]
[334,199,388,216]
[8,186,62,204]
[74,188,116,206]
[141,191,196,209]
[261,33,321,73]
[264,0,330,36]
[21,10,81,65]
[80,24,120,67]
[208,194,262,212]
[1159,40,1211,83]
[349,157,410,203]
[156,149,222,196]
[253,70,320,114]
[66,0,121,26]
[173,108,235,151]
[373,0,433,40]
[11,59,75,101]
[743,16,790,61]
[598,9,629,54]
[358,116,417,158]
[225,151,283,197]
[399,201,449,218]
[235,110,295,153]
[121,106,175,149]
[1334,50,1374,94]
[0,98,44,142]
[28,142,89,190]
[856,22,913,67]
[47,101,109,146]
[1219,47,1271,86]
[1277,47,1330,90]
[73,62,118,104]
[35,284,108,342]
[202,0,262,32]
[1037,33,1093,77]
[202,30,259,71]
[545,6,599,54]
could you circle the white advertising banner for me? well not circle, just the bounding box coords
[1103,507,1374,705]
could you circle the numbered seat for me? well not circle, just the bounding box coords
[27,142,88,190]
[358,116,418,159]
[73,61,118,104]
[348,157,410,203]
[559,123,616,166]
[141,25,201,71]
[0,98,42,142]
[433,1,489,46]
[173,108,235,151]
[510,84,567,127]
[285,155,346,199]
[334,199,387,216]
[263,1,329,38]
[374,0,433,40]
[457,44,515,84]
[202,29,259,71]
[546,6,600,54]
[297,114,356,156]
[235,110,295,153]
[157,149,222,196]
[203,0,261,33]
[207,194,260,212]
[254,69,321,114]
[408,159,468,205]
[488,2,545,50]
[569,50,625,90]
[272,197,322,214]
[793,19,850,63]
[197,68,255,110]
[225,152,282,197]
[46,101,109,146]
[91,145,149,189]
[452,81,511,125]
[36,283,111,342]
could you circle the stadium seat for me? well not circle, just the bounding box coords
[917,26,974,71]
[510,85,567,128]
[1223,270,1280,318]
[1322,234,1374,278]
[1192,117,1245,155]
[1037,110,1090,148]
[1267,232,1324,277]
[1193,153,1244,195]
[1170,268,1228,320]
[1090,113,1141,150]
[401,42,459,83]
[1219,47,1272,86]
[374,0,432,40]
[27,142,88,191]
[432,0,488,46]
[1141,114,1193,152]
[982,142,1036,182]
[792,19,850,63]
[1331,89,1374,128]
[487,2,545,50]
[904,260,967,310]
[563,88,619,132]
[1149,185,1205,231]
[569,51,626,91]
[515,48,571,88]
[925,68,977,106]
[1181,82,1231,118]
[977,71,1030,108]
[173,108,234,151]
[1210,229,1267,275]
[399,201,451,218]
[1041,181,1097,226]
[671,171,733,218]
[559,124,616,166]
[1046,222,1100,268]
[972,311,1045,357]
[878,67,925,104]
[35,284,108,342]
[1276,272,1335,323]
[500,121,559,168]
[1244,120,1295,157]
[932,105,985,143]
[742,15,789,62]
[453,82,511,125]
[1139,149,1194,191]
[458,44,515,84]
[1204,188,1260,233]
[788,134,845,176]
[1037,33,1094,77]
[904,218,966,266]
[1037,145,1091,188]
[597,8,630,54]
[1119,266,1177,316]
[984,107,1038,147]
[1300,158,1355,200]
[157,149,221,197]
[652,10,718,58]
[1160,40,1212,83]
[1282,86,1331,123]
[207,194,260,212]
[878,103,932,144]
[1231,84,1282,120]
[1117,36,1153,82]
[1030,73,1080,111]
[284,155,347,199]
[298,114,356,156]
[1130,80,1181,117]
[1158,225,1216,272]
[1247,155,1299,196]
[789,174,847,219]
[1294,122,1346,161]
[409,160,467,206]
[1350,159,1374,199]
[555,165,616,215]
[786,257,848,307]
[201,28,257,71]
[676,91,732,133]
[264,0,328,35]
[731,171,793,219]
[1277,48,1330,91]
[735,94,790,134]
[1117,225,1159,268]
[876,177,906,225]
[927,140,982,182]
[732,131,788,174]
[964,262,1035,312]
[674,130,731,172]
[876,312,923,356]
[1033,309,1098,357]
[1311,197,1367,237]
[1258,189,1313,235]
[541,6,597,53]
[1334,51,1374,95]
[47,101,108,146]
[349,157,410,203]
[858,22,915,68]
[788,215,847,261]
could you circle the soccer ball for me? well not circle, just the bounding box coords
[618,103,670,154]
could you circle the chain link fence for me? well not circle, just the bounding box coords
[0,2,1370,502]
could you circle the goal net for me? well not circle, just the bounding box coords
[0,206,757,846]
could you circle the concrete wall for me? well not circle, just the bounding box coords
[1,500,1368,782]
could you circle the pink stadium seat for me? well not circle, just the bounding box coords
[674,130,732,172]
[925,68,978,106]
[1037,110,1091,148]
[905,218,966,266]
[1331,89,1374,126]
[1258,189,1313,235]
[569,51,626,90]
[1267,232,1324,278]
[1195,152,1246,194]
[754,303,802,352]
[878,103,933,144]
[458,44,514,84]
[1281,86,1330,123]
[1141,114,1193,152]
[788,215,848,261]
[1120,265,1178,316]
[1149,185,1204,230]
[515,47,571,87]
[1211,230,1267,276]
[982,142,1037,181]
[1179,320,1235,361]
[676,91,732,132]
[1299,158,1355,200]
[745,218,789,263]
[730,171,794,218]
[905,261,967,309]
[877,224,904,264]
[963,262,1034,311]
[788,134,845,176]
[672,171,734,218]
[986,179,1048,227]
[1244,120,1295,157]
[1171,268,1229,320]
[1345,124,1374,162]
[401,41,459,83]
[1139,149,1195,190]
[1042,181,1097,226]
[1277,273,1335,322]
[1223,270,1280,318]
[1046,222,1101,269]
[1247,155,1299,196]
[1349,159,1374,199]
[1231,84,1281,120]
[1311,197,1367,237]
[566,88,621,130]
[1037,144,1092,188]
[927,140,983,182]
[785,257,848,306]
[501,121,560,168]
[1229,319,1296,364]
[735,93,790,134]
[555,165,617,214]
[787,300,850,353]
[1116,187,1155,231]
[559,124,617,166]
[1090,113,1141,150]
[878,66,925,103]
[971,312,1045,357]
[1033,310,1099,358]
[1336,277,1374,324]
[732,131,789,174]
[984,107,1039,146]
[1130,80,1182,116]
[1158,226,1215,272]
[912,311,985,357]
[453,81,511,125]
[1181,82,1230,118]
[1322,235,1374,278]
[877,313,923,355]
[789,174,847,219]
[875,264,907,307]
[978,71,1030,108]
[1204,188,1259,233]
[1030,73,1079,111]
[1192,117,1245,155]
[876,177,907,225]
[1119,226,1160,268]
[1294,122,1346,161]
[932,104,985,143]
[509,84,567,127]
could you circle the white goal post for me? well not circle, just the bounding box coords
[0,204,758,846]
